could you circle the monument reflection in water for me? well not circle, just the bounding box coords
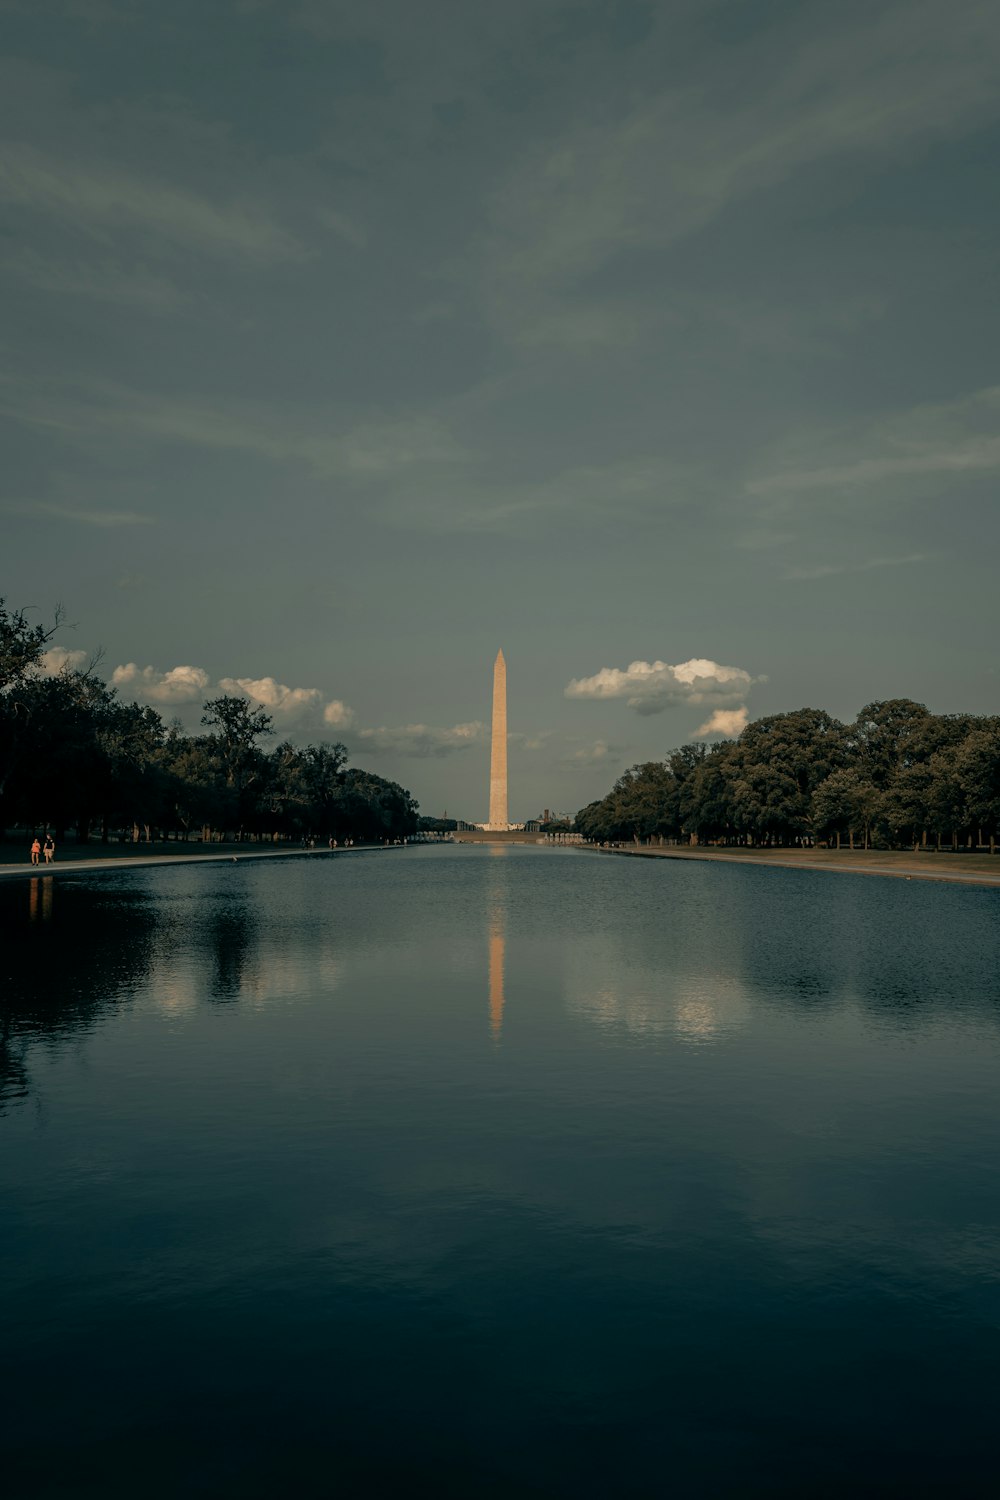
[3,846,1000,1498]
[487,844,507,1038]
[28,875,53,922]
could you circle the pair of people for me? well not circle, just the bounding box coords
[29,836,55,866]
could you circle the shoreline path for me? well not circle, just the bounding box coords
[581,845,1000,888]
[2,841,998,889]
[0,844,395,883]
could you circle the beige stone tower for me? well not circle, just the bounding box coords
[487,648,508,829]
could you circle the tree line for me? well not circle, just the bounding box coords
[576,702,1000,852]
[0,599,419,844]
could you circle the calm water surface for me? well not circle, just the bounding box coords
[2,846,1000,1497]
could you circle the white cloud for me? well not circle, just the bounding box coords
[111,662,210,704]
[356,722,485,758]
[218,675,323,718]
[37,646,88,675]
[322,699,355,728]
[695,707,749,739]
[110,661,354,728]
[566,658,757,717]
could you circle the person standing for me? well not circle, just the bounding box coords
[43,835,55,865]
[30,838,41,866]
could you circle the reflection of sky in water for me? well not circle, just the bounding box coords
[564,962,750,1044]
[3,848,1000,1493]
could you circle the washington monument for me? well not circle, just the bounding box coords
[487,648,509,830]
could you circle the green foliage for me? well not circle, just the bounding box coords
[577,704,1000,851]
[0,608,418,842]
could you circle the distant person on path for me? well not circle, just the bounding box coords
[30,838,41,866]
[43,835,55,864]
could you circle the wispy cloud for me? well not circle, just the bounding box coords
[0,143,304,263]
[315,206,368,249]
[557,738,622,768]
[472,0,1000,344]
[0,375,468,487]
[0,370,706,536]
[784,552,927,582]
[4,499,155,526]
[748,387,1000,507]
[355,722,485,758]
[0,248,187,310]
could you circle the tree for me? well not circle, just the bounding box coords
[723,709,847,845]
[332,769,418,842]
[851,700,931,789]
[200,694,274,836]
[0,598,61,693]
[0,598,63,812]
[678,742,735,843]
[813,767,883,850]
[956,723,1000,852]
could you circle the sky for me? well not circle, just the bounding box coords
[3,0,999,821]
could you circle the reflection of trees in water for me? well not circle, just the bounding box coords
[201,902,257,1002]
[0,879,159,1113]
[712,870,1000,1025]
[561,864,1000,1038]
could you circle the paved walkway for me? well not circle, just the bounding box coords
[0,845,390,882]
[584,845,1000,888]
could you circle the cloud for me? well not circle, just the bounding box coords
[507,730,554,752]
[322,700,355,728]
[558,739,621,768]
[111,662,210,704]
[566,658,757,716]
[695,707,749,739]
[748,388,1000,509]
[0,143,304,263]
[784,553,927,582]
[110,662,354,728]
[474,0,1000,345]
[3,499,154,526]
[0,367,704,539]
[0,374,469,491]
[315,206,368,249]
[355,722,485,758]
[218,675,323,718]
[217,677,357,728]
[37,646,88,675]
[0,247,186,310]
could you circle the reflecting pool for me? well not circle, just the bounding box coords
[3,846,1000,1496]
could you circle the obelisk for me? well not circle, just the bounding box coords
[488,648,508,829]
